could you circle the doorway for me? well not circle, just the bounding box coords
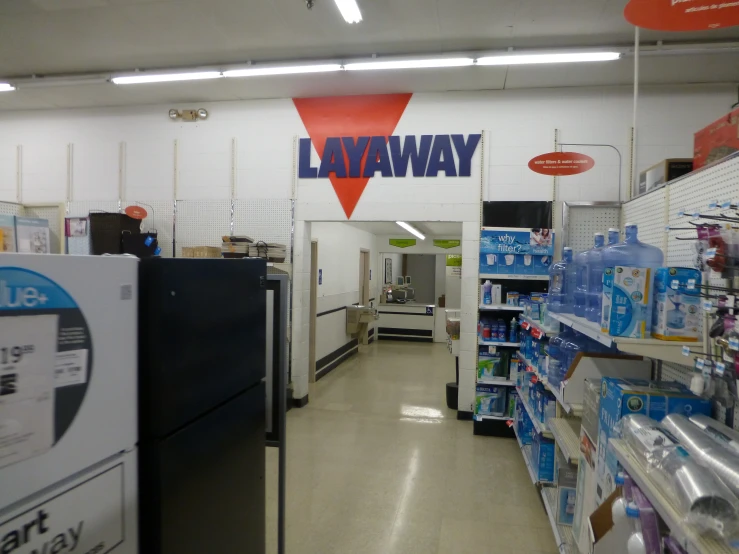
[309,240,318,383]
[359,249,370,306]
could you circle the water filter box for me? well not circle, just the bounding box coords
[601,266,651,338]
[651,267,702,341]
[532,433,555,482]
[475,384,507,416]
[557,465,578,526]
[492,284,502,305]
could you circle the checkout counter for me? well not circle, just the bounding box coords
[377,287,436,341]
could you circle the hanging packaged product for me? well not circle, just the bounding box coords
[651,267,702,341]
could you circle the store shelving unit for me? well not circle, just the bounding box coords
[480,274,550,281]
[480,304,524,311]
[516,386,552,437]
[548,418,580,465]
[478,339,521,347]
[542,487,577,554]
[611,439,736,554]
[549,312,699,366]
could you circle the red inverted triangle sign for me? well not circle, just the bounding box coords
[293,93,413,218]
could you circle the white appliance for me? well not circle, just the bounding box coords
[0,254,138,554]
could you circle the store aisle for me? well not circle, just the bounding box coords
[266,342,557,554]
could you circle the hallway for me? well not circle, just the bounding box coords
[268,341,557,554]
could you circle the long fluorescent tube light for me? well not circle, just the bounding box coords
[111,71,223,85]
[334,0,362,23]
[476,52,621,66]
[224,64,342,78]
[396,222,425,241]
[345,58,473,71]
[0,83,15,92]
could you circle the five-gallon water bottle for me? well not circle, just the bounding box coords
[574,234,604,318]
[586,230,618,323]
[564,248,577,313]
[548,247,574,313]
[601,223,664,332]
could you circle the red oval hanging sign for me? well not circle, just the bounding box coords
[528,152,595,176]
[625,0,739,31]
[125,205,148,220]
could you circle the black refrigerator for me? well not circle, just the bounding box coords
[138,258,267,554]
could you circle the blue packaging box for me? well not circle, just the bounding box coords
[595,377,712,505]
[531,433,555,482]
[516,398,534,445]
[652,267,702,341]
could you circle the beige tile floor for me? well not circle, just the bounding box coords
[266,341,558,554]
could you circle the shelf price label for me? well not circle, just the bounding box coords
[682,345,691,357]
[703,300,714,312]
[716,362,726,376]
[521,322,530,330]
[696,358,705,371]
[530,374,539,384]
[506,420,514,428]
[531,328,542,339]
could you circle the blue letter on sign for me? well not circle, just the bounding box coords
[388,135,433,177]
[363,136,393,178]
[318,138,347,178]
[342,137,370,178]
[426,135,457,177]
[298,138,317,179]
[452,134,481,177]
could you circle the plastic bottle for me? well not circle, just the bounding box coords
[509,317,518,343]
[548,247,574,313]
[575,234,604,318]
[482,280,493,305]
[601,223,664,332]
[586,230,616,323]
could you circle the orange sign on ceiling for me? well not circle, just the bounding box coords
[625,0,739,31]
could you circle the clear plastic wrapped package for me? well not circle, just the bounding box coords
[619,414,739,541]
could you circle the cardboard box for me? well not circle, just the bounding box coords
[595,378,712,505]
[573,428,597,553]
[0,215,16,252]
[601,266,652,338]
[694,107,739,170]
[652,267,702,341]
[636,159,693,196]
[588,489,630,554]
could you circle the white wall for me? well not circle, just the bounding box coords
[311,222,378,367]
[1,84,735,404]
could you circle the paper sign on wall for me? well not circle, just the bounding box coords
[446,255,462,267]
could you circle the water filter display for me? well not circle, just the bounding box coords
[480,228,555,275]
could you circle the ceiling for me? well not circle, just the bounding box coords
[344,221,463,236]
[0,0,737,110]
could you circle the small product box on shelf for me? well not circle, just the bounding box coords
[475,384,507,417]
[601,266,651,338]
[506,291,519,306]
[478,351,502,380]
[651,267,702,341]
[492,284,502,305]
[507,388,518,419]
[637,158,693,195]
[595,377,712,505]
[694,106,739,170]
[537,390,556,424]
[573,429,597,553]
[516,398,534,445]
[556,463,578,526]
[531,432,555,482]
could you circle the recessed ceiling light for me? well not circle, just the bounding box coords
[111,71,223,85]
[334,0,362,23]
[396,221,425,240]
[476,52,621,66]
[223,64,342,78]
[345,58,474,71]
[0,83,15,92]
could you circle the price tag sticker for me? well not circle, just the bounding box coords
[709,201,718,209]
[0,314,58,468]
[521,322,529,330]
[532,329,542,340]
[706,248,717,259]
[687,279,696,290]
[703,300,714,312]
[530,374,539,384]
[721,201,732,209]
[696,358,705,370]
[691,212,701,220]
[506,420,514,428]
[702,360,712,376]
[716,362,726,376]
[729,337,739,351]
[682,345,691,357]
[671,280,680,289]
[678,210,685,217]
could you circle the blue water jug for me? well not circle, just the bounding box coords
[574,234,604,318]
[601,223,664,332]
[585,230,616,323]
[548,247,574,313]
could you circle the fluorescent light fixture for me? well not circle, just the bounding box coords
[345,58,474,71]
[396,221,425,240]
[111,71,223,85]
[223,64,342,78]
[476,52,621,66]
[0,83,15,92]
[334,0,362,23]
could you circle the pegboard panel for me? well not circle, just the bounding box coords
[174,200,232,257]
[566,206,621,253]
[661,361,693,388]
[66,201,121,255]
[24,205,63,254]
[0,201,23,217]
[233,199,293,259]
[622,188,668,253]
[122,201,175,258]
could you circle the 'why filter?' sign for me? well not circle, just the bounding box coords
[0,464,124,554]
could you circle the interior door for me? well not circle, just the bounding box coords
[309,241,318,383]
